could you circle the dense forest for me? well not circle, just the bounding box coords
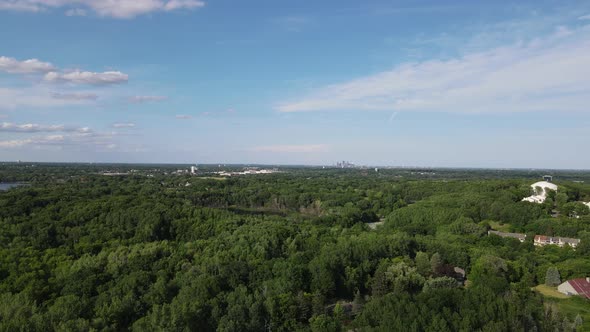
[1,163,590,331]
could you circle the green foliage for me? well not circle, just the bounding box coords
[545,267,561,287]
[310,314,340,332]
[1,165,589,330]
[430,252,442,275]
[469,255,509,292]
[423,277,459,292]
[0,292,44,331]
[415,251,431,277]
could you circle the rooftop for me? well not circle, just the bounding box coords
[567,278,590,299]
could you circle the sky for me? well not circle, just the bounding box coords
[0,0,589,168]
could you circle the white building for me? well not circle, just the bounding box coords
[534,235,580,248]
[522,181,558,203]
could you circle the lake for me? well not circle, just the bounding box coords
[0,183,25,191]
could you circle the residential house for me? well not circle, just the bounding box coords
[558,278,590,299]
[534,235,580,248]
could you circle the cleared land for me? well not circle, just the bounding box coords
[535,285,590,330]
[534,285,569,299]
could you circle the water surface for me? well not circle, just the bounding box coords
[0,183,24,191]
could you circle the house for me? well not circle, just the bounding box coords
[488,230,527,242]
[534,235,580,248]
[558,278,590,299]
[543,175,553,182]
[487,231,581,248]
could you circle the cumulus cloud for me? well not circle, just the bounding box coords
[277,26,590,114]
[0,0,205,18]
[128,95,167,103]
[51,92,98,100]
[250,144,329,153]
[112,123,135,128]
[175,114,192,119]
[44,70,128,85]
[0,122,91,133]
[0,56,55,74]
[579,14,590,20]
[1,55,128,88]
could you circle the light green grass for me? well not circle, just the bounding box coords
[534,285,569,299]
[488,221,512,232]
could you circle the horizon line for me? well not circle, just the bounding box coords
[1,160,589,172]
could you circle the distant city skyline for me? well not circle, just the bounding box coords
[1,0,589,169]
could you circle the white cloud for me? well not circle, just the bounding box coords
[1,55,128,88]
[0,1,43,12]
[44,70,128,85]
[0,56,55,74]
[277,26,590,114]
[0,0,205,18]
[0,130,116,150]
[51,92,98,100]
[65,8,86,16]
[0,87,96,109]
[0,122,91,133]
[578,14,590,20]
[0,139,28,148]
[175,114,192,119]
[250,144,329,153]
[1,134,59,148]
[164,0,203,11]
[128,95,167,103]
[112,123,135,128]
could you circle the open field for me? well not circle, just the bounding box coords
[534,285,569,299]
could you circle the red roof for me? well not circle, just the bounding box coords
[568,278,590,299]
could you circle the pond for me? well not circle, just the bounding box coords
[0,183,25,191]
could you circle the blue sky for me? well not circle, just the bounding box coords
[0,0,589,168]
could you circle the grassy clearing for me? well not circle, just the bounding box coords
[535,285,590,330]
[534,285,569,299]
[488,220,512,232]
